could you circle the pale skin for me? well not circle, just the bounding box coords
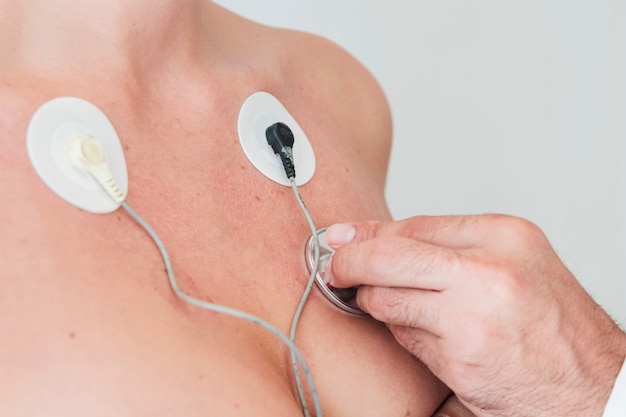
[325,215,626,417]
[0,1,477,416]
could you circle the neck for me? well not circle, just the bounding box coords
[1,1,211,82]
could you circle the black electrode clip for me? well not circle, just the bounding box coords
[266,122,296,180]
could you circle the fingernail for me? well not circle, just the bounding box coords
[325,224,356,246]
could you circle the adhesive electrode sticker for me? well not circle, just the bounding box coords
[26,97,128,213]
[237,92,316,186]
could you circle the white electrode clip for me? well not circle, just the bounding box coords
[27,97,128,213]
[67,133,125,203]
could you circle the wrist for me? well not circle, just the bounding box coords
[602,356,626,417]
[577,329,626,417]
[549,316,626,417]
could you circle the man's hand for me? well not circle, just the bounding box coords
[325,215,626,417]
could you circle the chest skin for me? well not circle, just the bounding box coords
[0,24,448,417]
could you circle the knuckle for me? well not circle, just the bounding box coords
[489,214,547,246]
[391,325,427,357]
[457,321,496,361]
[356,220,388,241]
[399,216,432,237]
[361,287,426,327]
[403,215,463,242]
[472,256,526,307]
[432,245,460,273]
[360,286,401,318]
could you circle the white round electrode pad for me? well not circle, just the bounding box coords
[237,92,315,186]
[27,97,128,213]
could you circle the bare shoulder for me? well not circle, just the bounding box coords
[210,4,392,185]
[280,27,389,116]
[276,28,393,179]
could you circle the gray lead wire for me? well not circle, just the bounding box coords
[288,178,321,417]
[120,200,323,417]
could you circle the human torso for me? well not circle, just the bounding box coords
[0,8,448,417]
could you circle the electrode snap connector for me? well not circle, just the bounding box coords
[67,133,126,203]
[266,122,296,180]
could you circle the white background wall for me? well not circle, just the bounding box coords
[214,0,625,323]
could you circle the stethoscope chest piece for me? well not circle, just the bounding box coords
[305,228,366,315]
